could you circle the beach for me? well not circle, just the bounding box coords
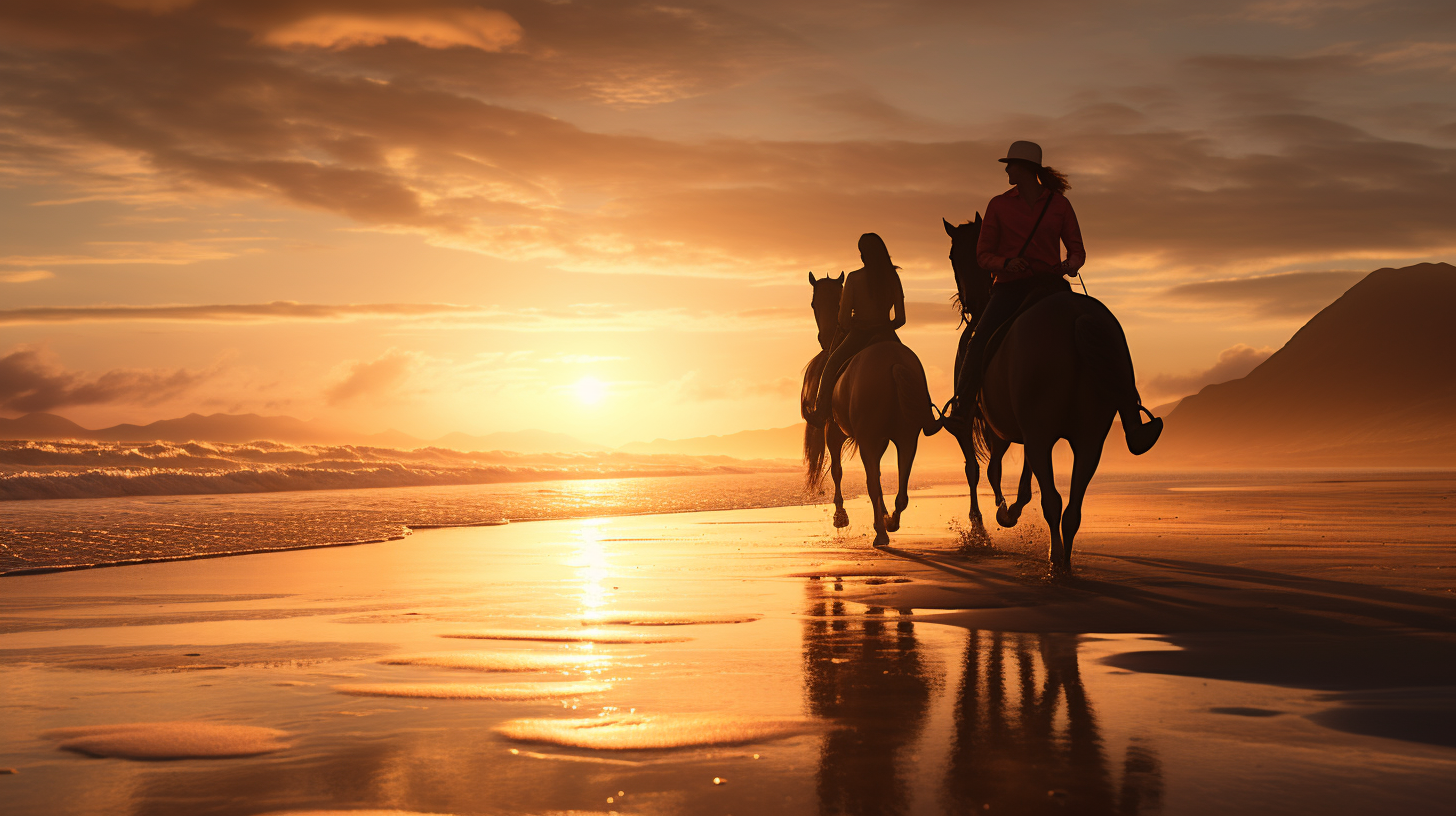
[3,472,1455,816]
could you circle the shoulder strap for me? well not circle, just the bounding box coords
[1015,191,1055,259]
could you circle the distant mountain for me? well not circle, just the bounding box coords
[617,425,803,459]
[0,411,604,454]
[0,412,92,440]
[88,413,347,445]
[1158,262,1456,466]
[433,429,606,454]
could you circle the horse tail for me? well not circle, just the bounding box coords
[1074,305,1136,407]
[969,412,991,464]
[801,350,828,421]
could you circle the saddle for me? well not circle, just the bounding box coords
[978,277,1073,375]
[815,328,902,404]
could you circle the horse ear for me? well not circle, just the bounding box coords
[837,272,845,283]
[974,212,982,225]
[943,218,955,237]
[808,271,815,285]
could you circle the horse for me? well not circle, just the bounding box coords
[802,272,937,546]
[944,217,1034,538]
[945,217,1140,573]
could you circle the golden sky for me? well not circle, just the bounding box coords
[0,0,1453,444]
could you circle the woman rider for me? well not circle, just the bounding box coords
[953,140,1162,454]
[808,232,906,426]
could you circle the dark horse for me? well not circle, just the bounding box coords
[803,273,937,546]
[945,217,1141,573]
[944,217,1034,539]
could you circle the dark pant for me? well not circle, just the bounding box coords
[954,277,1040,402]
[811,329,880,422]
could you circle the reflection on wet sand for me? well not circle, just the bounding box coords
[803,580,1163,815]
[803,580,932,816]
[945,631,1162,815]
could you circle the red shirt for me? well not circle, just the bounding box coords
[976,187,1085,283]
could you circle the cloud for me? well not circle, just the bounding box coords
[325,349,417,404]
[1162,270,1364,318]
[1147,343,1274,400]
[0,347,210,412]
[1,2,1454,284]
[0,270,53,283]
[0,301,485,324]
[259,9,522,52]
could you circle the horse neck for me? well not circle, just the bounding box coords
[813,286,842,349]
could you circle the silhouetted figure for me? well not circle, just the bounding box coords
[949,141,1162,456]
[800,236,937,546]
[808,233,906,426]
[802,580,933,816]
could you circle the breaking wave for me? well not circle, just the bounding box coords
[0,439,793,501]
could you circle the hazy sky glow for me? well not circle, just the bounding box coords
[1,0,1453,443]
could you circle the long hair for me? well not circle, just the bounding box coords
[1036,164,1070,195]
[857,232,901,301]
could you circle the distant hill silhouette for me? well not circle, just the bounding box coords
[0,411,603,454]
[1158,262,1455,466]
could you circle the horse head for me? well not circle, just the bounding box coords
[808,271,845,351]
[944,214,992,325]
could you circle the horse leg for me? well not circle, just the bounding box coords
[1025,440,1065,571]
[829,424,849,528]
[999,454,1033,528]
[959,431,987,534]
[887,433,917,533]
[1062,435,1106,573]
[861,437,890,546]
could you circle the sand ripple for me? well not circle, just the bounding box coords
[379,651,612,672]
[334,681,610,699]
[495,714,817,750]
[440,629,690,644]
[43,721,290,759]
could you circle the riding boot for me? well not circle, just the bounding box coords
[943,332,989,435]
[1121,404,1163,455]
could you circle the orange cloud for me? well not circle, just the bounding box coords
[260,9,522,52]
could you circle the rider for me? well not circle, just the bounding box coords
[951,140,1162,455]
[808,232,906,426]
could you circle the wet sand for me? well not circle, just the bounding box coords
[2,472,1454,815]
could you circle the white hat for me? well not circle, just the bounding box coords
[998,140,1043,167]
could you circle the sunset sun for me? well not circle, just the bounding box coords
[574,376,607,406]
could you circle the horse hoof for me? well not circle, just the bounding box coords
[833,509,850,528]
[885,515,900,533]
[995,504,1019,528]
[872,533,889,547]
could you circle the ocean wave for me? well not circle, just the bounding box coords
[0,440,793,501]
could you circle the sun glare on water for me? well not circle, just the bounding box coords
[574,376,607,405]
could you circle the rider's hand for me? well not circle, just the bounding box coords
[1005,257,1030,274]
[1061,261,1078,277]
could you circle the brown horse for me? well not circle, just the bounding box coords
[944,217,1034,538]
[802,273,936,546]
[946,218,1141,573]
